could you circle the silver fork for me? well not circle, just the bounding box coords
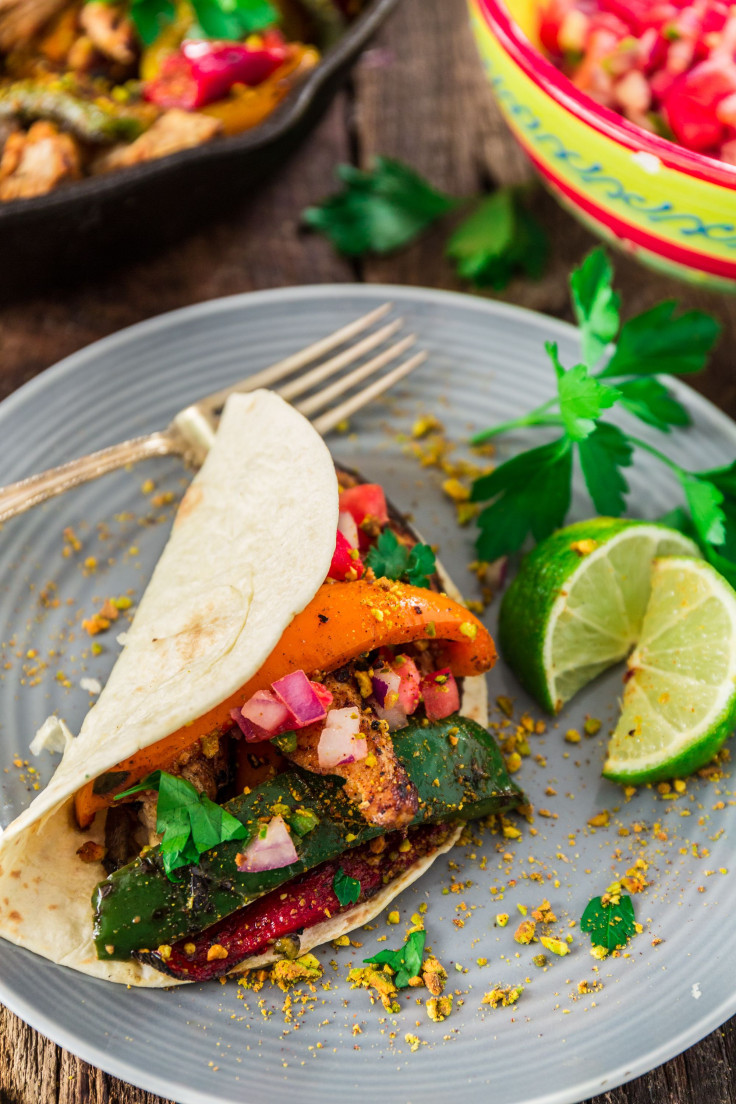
[0,304,427,526]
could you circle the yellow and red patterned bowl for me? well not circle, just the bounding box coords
[469,0,736,289]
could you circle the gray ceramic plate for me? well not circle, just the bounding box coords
[0,285,734,1104]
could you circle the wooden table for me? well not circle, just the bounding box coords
[2,0,736,1100]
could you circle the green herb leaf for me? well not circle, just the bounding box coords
[570,246,621,368]
[333,867,361,907]
[577,422,633,516]
[128,0,175,45]
[365,528,436,588]
[600,301,721,379]
[364,928,426,988]
[406,542,437,588]
[581,894,637,951]
[547,342,620,442]
[472,437,573,561]
[678,474,726,547]
[129,0,276,46]
[303,157,457,256]
[446,188,548,290]
[616,377,691,432]
[117,770,248,880]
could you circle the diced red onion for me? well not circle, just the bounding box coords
[236,815,298,873]
[311,681,334,710]
[238,690,292,742]
[272,669,329,727]
[371,668,408,730]
[421,668,460,721]
[338,510,360,549]
[317,707,368,769]
[372,668,399,707]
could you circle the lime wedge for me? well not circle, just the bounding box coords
[603,556,736,784]
[499,518,699,714]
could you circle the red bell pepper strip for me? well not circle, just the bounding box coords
[144,39,289,111]
[137,822,453,981]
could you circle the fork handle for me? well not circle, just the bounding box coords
[0,430,181,526]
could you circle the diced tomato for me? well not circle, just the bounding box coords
[421,668,460,721]
[390,654,422,715]
[541,0,736,164]
[338,483,389,527]
[663,58,736,149]
[539,0,577,54]
[328,530,364,582]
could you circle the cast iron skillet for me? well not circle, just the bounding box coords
[0,0,398,293]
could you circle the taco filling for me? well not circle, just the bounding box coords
[0,390,521,986]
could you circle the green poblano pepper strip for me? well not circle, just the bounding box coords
[0,82,145,143]
[93,714,522,960]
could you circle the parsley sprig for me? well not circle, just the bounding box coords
[364,928,426,988]
[303,156,548,290]
[365,528,436,588]
[581,892,637,953]
[128,0,277,47]
[470,248,730,578]
[116,770,247,879]
[333,867,361,907]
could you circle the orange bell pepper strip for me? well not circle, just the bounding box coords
[74,579,496,828]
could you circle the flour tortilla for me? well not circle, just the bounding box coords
[0,393,488,985]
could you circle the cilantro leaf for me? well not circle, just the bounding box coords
[128,0,275,44]
[600,301,721,379]
[678,473,726,547]
[616,377,691,433]
[192,0,276,39]
[365,528,436,588]
[570,247,621,368]
[406,542,437,587]
[129,0,174,44]
[547,342,620,442]
[117,770,247,880]
[364,929,426,989]
[302,157,457,256]
[333,867,361,907]
[472,437,573,561]
[446,188,548,290]
[581,894,637,951]
[577,422,633,516]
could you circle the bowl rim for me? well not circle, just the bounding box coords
[477,0,736,192]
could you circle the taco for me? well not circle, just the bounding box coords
[0,389,521,986]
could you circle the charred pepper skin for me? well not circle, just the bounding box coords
[93,714,522,960]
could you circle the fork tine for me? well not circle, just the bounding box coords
[311,350,428,436]
[199,303,394,413]
[277,319,404,402]
[296,334,417,417]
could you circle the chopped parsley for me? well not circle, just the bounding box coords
[581,892,637,953]
[365,528,436,588]
[364,928,426,988]
[303,156,549,289]
[333,867,361,907]
[116,770,247,879]
[128,0,277,46]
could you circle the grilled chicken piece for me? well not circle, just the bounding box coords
[79,1,135,64]
[93,109,221,173]
[286,673,419,830]
[0,119,79,199]
[0,0,67,51]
